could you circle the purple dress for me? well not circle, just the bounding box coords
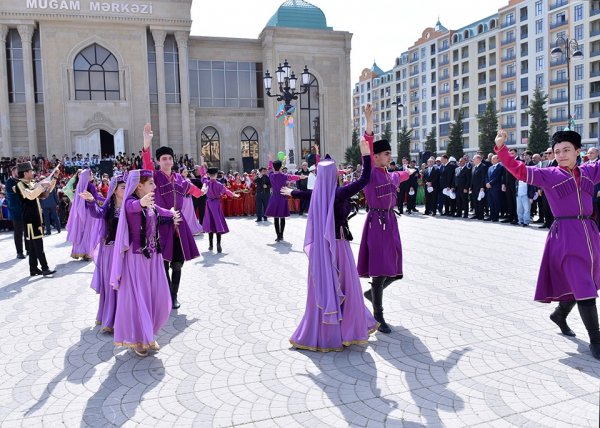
[142,149,200,262]
[289,155,378,351]
[66,169,104,259]
[357,134,410,278]
[110,179,173,350]
[182,194,203,235]
[86,198,119,330]
[498,145,600,302]
[265,165,301,218]
[202,180,233,234]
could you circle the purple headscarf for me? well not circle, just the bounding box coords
[109,170,144,290]
[94,173,126,245]
[66,168,103,254]
[304,158,344,325]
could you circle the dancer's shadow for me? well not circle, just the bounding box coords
[266,241,303,255]
[25,327,114,416]
[80,313,198,426]
[0,257,20,270]
[372,328,470,427]
[295,348,398,426]
[559,336,600,378]
[198,252,239,268]
[0,276,42,302]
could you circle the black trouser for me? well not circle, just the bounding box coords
[13,219,28,255]
[443,194,454,215]
[28,237,49,273]
[407,190,417,212]
[397,186,408,213]
[541,193,554,226]
[274,217,286,237]
[425,188,438,215]
[456,188,469,217]
[42,207,61,233]
[488,188,501,221]
[198,195,207,224]
[256,192,270,220]
[298,197,310,215]
[472,192,485,219]
[505,188,516,221]
[164,234,184,299]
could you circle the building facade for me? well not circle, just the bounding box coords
[0,0,352,171]
[353,0,600,159]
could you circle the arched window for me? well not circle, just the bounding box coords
[452,34,459,43]
[477,24,484,34]
[299,74,321,160]
[74,44,120,100]
[241,126,259,169]
[201,126,220,168]
[490,19,497,29]
[463,30,470,39]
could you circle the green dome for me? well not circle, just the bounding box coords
[266,0,332,31]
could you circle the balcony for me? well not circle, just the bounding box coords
[501,37,516,46]
[478,78,486,85]
[592,70,600,78]
[440,73,450,81]
[591,29,600,38]
[439,88,450,95]
[410,70,420,77]
[501,122,517,129]
[593,9,600,17]
[501,20,515,29]
[439,59,449,67]
[590,111,600,118]
[501,53,516,62]
[591,131,599,139]
[501,88,516,96]
[549,95,568,104]
[550,57,566,67]
[478,46,486,54]
[592,50,600,58]
[410,83,420,90]
[489,59,497,66]
[549,116,567,123]
[490,75,497,82]
[549,0,568,10]
[410,95,420,102]
[520,32,528,40]
[550,19,568,30]
[478,62,487,70]
[501,71,516,79]
[439,102,450,109]
[502,105,517,112]
[591,91,600,98]
[550,77,568,85]
[439,44,449,52]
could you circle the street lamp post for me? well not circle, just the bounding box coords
[392,94,404,160]
[263,60,311,169]
[550,36,583,130]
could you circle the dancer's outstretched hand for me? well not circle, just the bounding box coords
[140,192,154,208]
[79,191,94,202]
[280,186,293,197]
[495,128,507,148]
[143,123,153,150]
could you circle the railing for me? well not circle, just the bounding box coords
[478,63,487,70]
[592,50,600,58]
[439,73,450,80]
[490,75,497,82]
[439,102,450,108]
[521,67,529,74]
[521,102,529,109]
[439,44,449,52]
[591,29,600,38]
[502,105,517,112]
[501,71,516,78]
[591,91,600,98]
[410,83,420,89]
[549,116,567,123]
[592,9,600,17]
[549,0,568,10]
[410,96,420,102]
[501,88,516,95]
[439,88,450,95]
[549,96,568,104]
[590,112,600,118]
[439,59,449,66]
[550,19,568,30]
[520,32,528,40]
[550,77,568,85]
[501,122,516,128]
[478,94,487,101]
[550,58,566,67]
[501,53,516,61]
[501,20,515,29]
[478,79,486,85]
[478,46,486,54]
[501,37,516,46]
[410,70,420,76]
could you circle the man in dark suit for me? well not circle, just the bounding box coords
[254,167,271,222]
[423,158,440,216]
[454,157,471,218]
[5,166,29,258]
[396,158,410,214]
[501,147,519,225]
[484,154,505,222]
[406,159,420,214]
[538,147,556,229]
[439,154,457,216]
[470,154,488,220]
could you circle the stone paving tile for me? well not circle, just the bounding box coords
[1,212,600,427]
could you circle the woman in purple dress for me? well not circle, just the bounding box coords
[496,129,600,360]
[180,167,203,236]
[282,138,378,351]
[79,174,126,333]
[264,158,306,241]
[66,169,104,260]
[202,167,239,253]
[110,170,180,357]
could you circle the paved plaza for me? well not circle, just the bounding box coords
[0,210,599,427]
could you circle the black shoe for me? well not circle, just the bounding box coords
[263,217,268,221]
[172,297,181,309]
[44,232,51,236]
[468,216,477,220]
[483,217,492,221]
[590,344,600,360]
[30,269,43,277]
[491,219,499,222]
[42,269,56,277]
[16,253,26,259]
[550,309,576,337]
[532,219,544,224]
[255,219,262,222]
[217,244,222,253]
[208,245,213,251]
[500,219,511,223]
[374,314,392,334]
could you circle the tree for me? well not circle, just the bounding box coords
[446,109,465,159]
[424,128,437,158]
[477,98,498,155]
[397,126,413,160]
[528,86,550,155]
[381,123,392,142]
[344,128,361,166]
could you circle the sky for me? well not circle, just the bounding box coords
[190,0,509,82]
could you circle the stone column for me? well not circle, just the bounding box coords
[0,25,11,157]
[151,29,168,147]
[175,31,191,157]
[18,24,37,156]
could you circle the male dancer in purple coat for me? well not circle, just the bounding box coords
[357,104,412,333]
[142,123,204,309]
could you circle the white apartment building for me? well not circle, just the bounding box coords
[353,0,600,160]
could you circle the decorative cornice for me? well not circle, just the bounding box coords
[84,112,115,130]
[0,11,191,27]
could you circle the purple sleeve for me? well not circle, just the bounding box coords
[336,155,371,201]
[87,182,105,203]
[85,200,107,219]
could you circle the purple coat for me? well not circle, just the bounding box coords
[498,145,600,302]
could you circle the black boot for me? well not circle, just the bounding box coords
[170,262,183,309]
[549,300,577,337]
[370,277,391,334]
[577,299,600,360]
[363,275,403,302]
[208,233,214,251]
[216,234,222,253]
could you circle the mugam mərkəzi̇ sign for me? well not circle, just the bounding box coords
[26,0,154,14]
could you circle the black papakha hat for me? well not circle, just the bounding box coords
[373,139,392,154]
[155,146,174,160]
[551,130,582,149]
[207,167,219,175]
[17,161,34,173]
